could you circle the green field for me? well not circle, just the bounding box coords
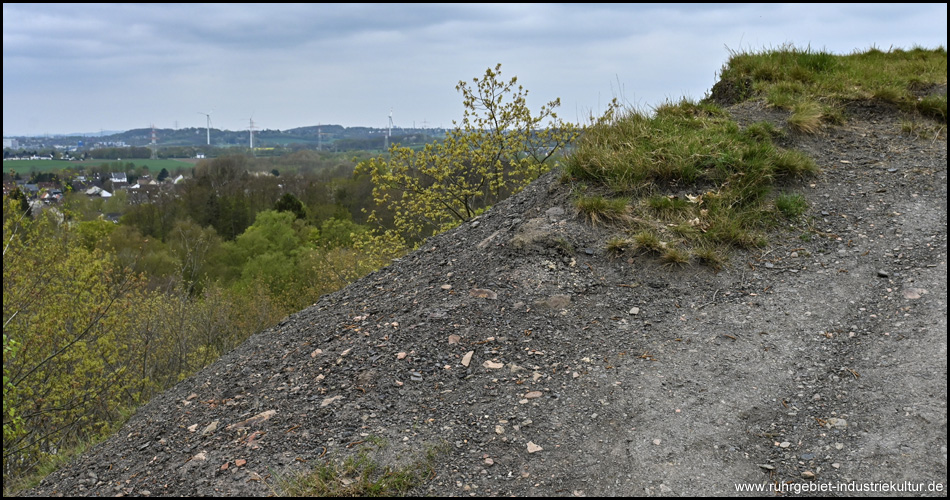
[3,158,196,176]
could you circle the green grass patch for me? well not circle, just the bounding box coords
[566,45,943,269]
[775,192,808,219]
[565,96,817,268]
[573,194,631,224]
[714,44,947,126]
[277,438,444,497]
[646,195,691,214]
[899,118,945,139]
[916,94,947,122]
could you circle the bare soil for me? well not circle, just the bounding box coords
[23,96,947,497]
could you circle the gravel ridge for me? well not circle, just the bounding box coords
[23,97,947,497]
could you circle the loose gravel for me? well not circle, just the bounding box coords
[23,96,947,497]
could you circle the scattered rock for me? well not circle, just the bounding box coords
[320,396,342,407]
[533,294,571,310]
[526,442,543,453]
[461,351,474,367]
[470,288,498,300]
[509,363,527,374]
[226,410,276,431]
[824,417,848,429]
[476,229,503,250]
[201,421,218,436]
[509,218,563,254]
[482,360,504,370]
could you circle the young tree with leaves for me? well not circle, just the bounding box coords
[3,199,151,479]
[356,64,578,250]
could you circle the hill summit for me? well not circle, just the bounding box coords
[24,82,947,497]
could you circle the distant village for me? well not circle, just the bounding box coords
[3,168,186,221]
[3,136,129,155]
[3,120,451,218]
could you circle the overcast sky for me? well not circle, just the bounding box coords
[3,3,947,137]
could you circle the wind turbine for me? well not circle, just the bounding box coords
[385,108,393,150]
[197,110,212,145]
[248,115,257,149]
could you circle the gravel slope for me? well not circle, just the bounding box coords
[24,97,947,497]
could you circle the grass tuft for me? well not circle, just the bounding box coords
[772,149,819,177]
[646,195,691,214]
[917,94,947,122]
[775,192,808,219]
[632,231,664,253]
[574,195,631,225]
[278,439,445,497]
[606,236,634,255]
[692,245,727,271]
[660,245,690,267]
[787,100,823,134]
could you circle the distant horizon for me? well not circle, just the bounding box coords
[4,4,945,138]
[5,121,450,140]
